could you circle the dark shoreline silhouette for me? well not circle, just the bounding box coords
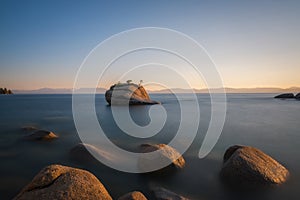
[0,88,13,95]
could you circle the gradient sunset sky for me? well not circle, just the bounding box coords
[1,0,299,90]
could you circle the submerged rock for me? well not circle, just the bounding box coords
[24,130,58,141]
[295,93,300,100]
[70,143,119,164]
[105,83,159,105]
[118,191,148,200]
[151,187,189,200]
[0,150,18,158]
[274,93,295,99]
[139,144,185,172]
[21,126,38,131]
[13,164,112,200]
[70,143,98,162]
[221,145,289,185]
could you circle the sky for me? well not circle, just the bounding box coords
[0,0,300,90]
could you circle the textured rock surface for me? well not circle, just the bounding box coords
[24,130,58,141]
[221,145,289,185]
[118,191,148,200]
[274,93,295,99]
[295,93,300,100]
[13,164,112,200]
[151,187,189,200]
[105,83,159,105]
[139,144,185,172]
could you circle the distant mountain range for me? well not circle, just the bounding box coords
[149,87,300,94]
[12,87,300,94]
[13,87,107,94]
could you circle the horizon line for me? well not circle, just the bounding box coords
[9,86,300,94]
[10,86,300,91]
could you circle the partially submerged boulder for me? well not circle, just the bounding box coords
[151,187,189,200]
[24,130,58,141]
[70,143,119,164]
[295,93,300,100]
[221,145,289,185]
[13,164,112,200]
[70,143,99,162]
[105,83,159,105]
[118,191,148,200]
[139,144,185,172]
[274,93,295,99]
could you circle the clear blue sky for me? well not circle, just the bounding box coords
[1,0,300,89]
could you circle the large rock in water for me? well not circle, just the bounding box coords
[274,93,295,99]
[13,164,112,200]
[295,93,300,100]
[221,145,289,185]
[139,144,185,172]
[105,83,159,105]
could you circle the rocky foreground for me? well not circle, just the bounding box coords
[13,140,290,199]
[13,164,112,200]
[221,145,289,185]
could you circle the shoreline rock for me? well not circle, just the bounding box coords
[221,145,289,185]
[105,83,159,105]
[13,164,112,200]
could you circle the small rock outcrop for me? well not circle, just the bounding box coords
[118,191,148,200]
[221,145,289,185]
[139,144,185,172]
[151,187,189,200]
[105,83,159,105]
[24,130,58,141]
[296,93,300,100]
[13,164,112,200]
[274,93,295,99]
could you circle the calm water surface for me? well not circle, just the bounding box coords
[0,94,299,199]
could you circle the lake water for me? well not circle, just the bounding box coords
[0,94,299,199]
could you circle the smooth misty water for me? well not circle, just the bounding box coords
[0,94,299,199]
